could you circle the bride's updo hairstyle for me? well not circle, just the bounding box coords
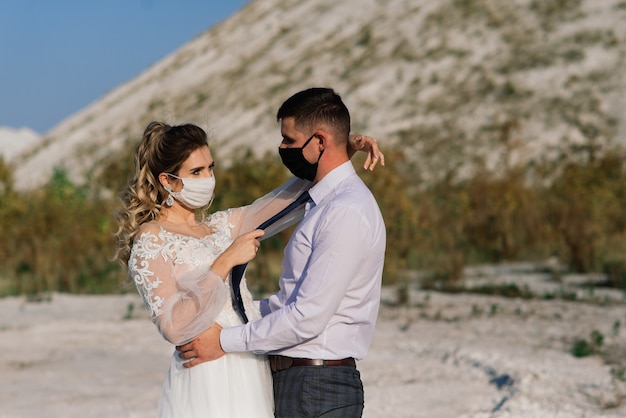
[115,121,209,266]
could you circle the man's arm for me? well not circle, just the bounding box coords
[179,204,369,365]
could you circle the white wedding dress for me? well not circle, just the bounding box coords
[128,178,308,418]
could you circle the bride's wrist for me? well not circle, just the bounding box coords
[210,255,232,281]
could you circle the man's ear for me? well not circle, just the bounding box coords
[314,130,329,151]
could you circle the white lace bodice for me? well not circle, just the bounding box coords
[128,177,311,346]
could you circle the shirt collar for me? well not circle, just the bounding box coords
[308,161,355,205]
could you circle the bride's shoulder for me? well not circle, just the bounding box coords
[130,222,167,262]
[137,221,163,238]
[133,222,171,248]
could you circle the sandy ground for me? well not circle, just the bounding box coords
[2,268,626,417]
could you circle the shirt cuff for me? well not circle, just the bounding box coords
[220,325,247,352]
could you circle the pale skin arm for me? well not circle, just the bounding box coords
[348,134,385,170]
[177,134,384,367]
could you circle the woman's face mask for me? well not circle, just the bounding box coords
[168,173,216,209]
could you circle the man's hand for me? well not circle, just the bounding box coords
[176,323,225,368]
[348,134,385,171]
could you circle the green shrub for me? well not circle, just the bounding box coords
[571,329,604,357]
[1,138,624,297]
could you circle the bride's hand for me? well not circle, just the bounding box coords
[211,229,264,278]
[348,134,385,171]
[226,229,265,265]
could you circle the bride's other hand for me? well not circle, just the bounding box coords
[348,134,385,171]
[177,323,224,367]
[210,229,264,279]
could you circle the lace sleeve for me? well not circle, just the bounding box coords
[228,177,311,239]
[129,225,229,345]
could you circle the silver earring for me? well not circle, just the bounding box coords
[164,187,174,207]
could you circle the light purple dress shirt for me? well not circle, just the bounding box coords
[220,161,386,360]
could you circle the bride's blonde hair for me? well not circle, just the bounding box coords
[114,121,209,266]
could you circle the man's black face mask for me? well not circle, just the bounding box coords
[278,133,323,181]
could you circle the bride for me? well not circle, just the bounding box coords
[114,121,382,417]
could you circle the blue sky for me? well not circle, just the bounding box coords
[0,0,250,133]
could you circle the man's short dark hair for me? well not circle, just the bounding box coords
[277,87,350,142]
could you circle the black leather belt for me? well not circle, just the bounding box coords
[268,355,356,373]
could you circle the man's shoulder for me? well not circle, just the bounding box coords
[328,175,378,211]
[341,173,375,196]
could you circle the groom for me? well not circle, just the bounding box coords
[178,87,386,417]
